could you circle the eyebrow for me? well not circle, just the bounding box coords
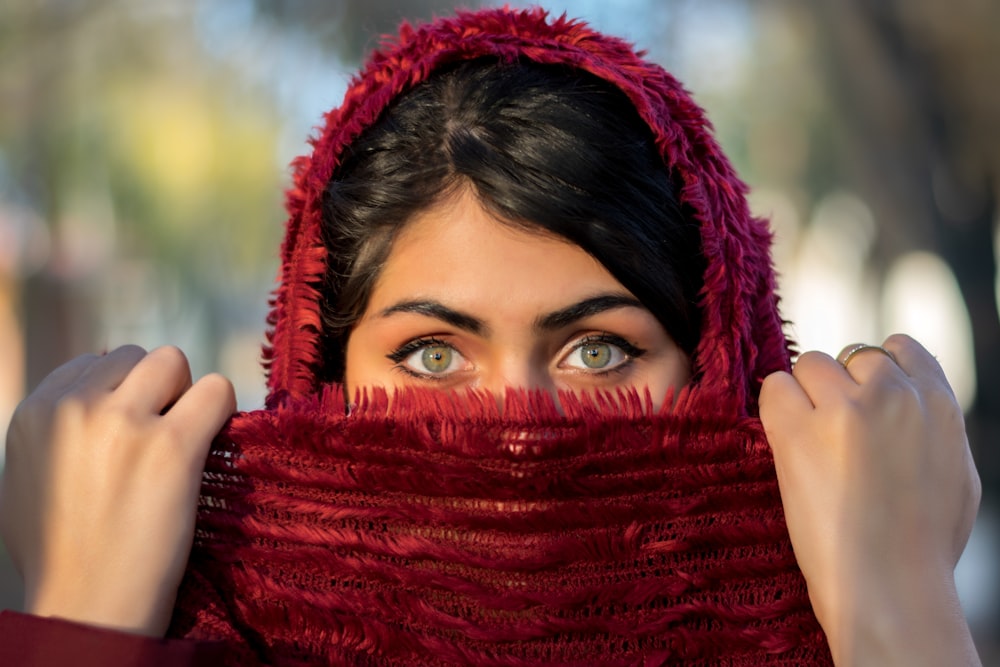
[534,294,645,331]
[379,300,489,335]
[378,293,645,336]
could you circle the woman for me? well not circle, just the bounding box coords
[0,7,981,665]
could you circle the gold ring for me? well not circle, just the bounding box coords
[838,343,896,368]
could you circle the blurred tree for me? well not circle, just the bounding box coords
[1,1,288,386]
[803,0,1000,485]
[253,0,487,63]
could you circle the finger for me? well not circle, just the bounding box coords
[759,371,814,458]
[163,373,237,461]
[72,345,149,394]
[760,369,815,414]
[836,342,905,386]
[790,350,855,404]
[32,353,103,396]
[881,333,951,391]
[116,346,194,414]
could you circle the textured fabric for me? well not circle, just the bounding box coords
[0,610,227,667]
[167,6,833,665]
[170,390,830,665]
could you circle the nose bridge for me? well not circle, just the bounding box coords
[481,353,554,398]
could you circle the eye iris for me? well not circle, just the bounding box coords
[581,343,611,369]
[421,345,453,373]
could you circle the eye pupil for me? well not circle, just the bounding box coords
[421,345,453,373]
[581,343,611,369]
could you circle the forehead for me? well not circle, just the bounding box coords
[366,190,631,316]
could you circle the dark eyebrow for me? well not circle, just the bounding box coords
[379,294,645,337]
[379,300,489,336]
[534,294,646,331]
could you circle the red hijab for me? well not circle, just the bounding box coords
[263,6,790,416]
[169,8,831,665]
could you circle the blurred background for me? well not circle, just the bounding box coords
[1,0,997,657]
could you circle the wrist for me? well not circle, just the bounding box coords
[25,576,172,638]
[822,570,980,667]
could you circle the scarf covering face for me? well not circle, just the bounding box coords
[168,8,833,665]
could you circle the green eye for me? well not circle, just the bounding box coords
[580,343,612,369]
[420,345,453,373]
[387,338,470,380]
[560,336,638,374]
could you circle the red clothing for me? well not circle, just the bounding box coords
[0,610,227,667]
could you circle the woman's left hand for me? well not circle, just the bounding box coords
[759,333,981,666]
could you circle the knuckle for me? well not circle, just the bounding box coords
[198,373,237,408]
[834,342,863,362]
[72,352,102,366]
[201,372,235,395]
[111,344,149,363]
[882,332,916,347]
[50,392,93,425]
[758,372,791,416]
[795,350,825,365]
[152,345,190,374]
[882,332,920,358]
[791,350,831,377]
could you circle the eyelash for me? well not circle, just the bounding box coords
[385,333,647,379]
[386,337,449,364]
[385,337,457,381]
[568,333,647,376]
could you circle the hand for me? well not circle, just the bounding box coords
[760,334,981,666]
[0,345,236,637]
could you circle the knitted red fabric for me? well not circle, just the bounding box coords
[169,389,831,665]
[168,7,832,665]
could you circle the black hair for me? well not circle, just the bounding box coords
[317,58,704,383]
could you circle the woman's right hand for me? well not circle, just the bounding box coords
[0,345,236,637]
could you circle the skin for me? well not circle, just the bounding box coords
[345,188,691,400]
[1,345,235,635]
[0,192,982,664]
[761,337,981,666]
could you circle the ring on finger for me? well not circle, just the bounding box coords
[838,343,896,368]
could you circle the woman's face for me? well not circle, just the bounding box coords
[345,188,691,403]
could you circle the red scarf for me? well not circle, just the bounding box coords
[170,389,831,665]
[168,7,832,664]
